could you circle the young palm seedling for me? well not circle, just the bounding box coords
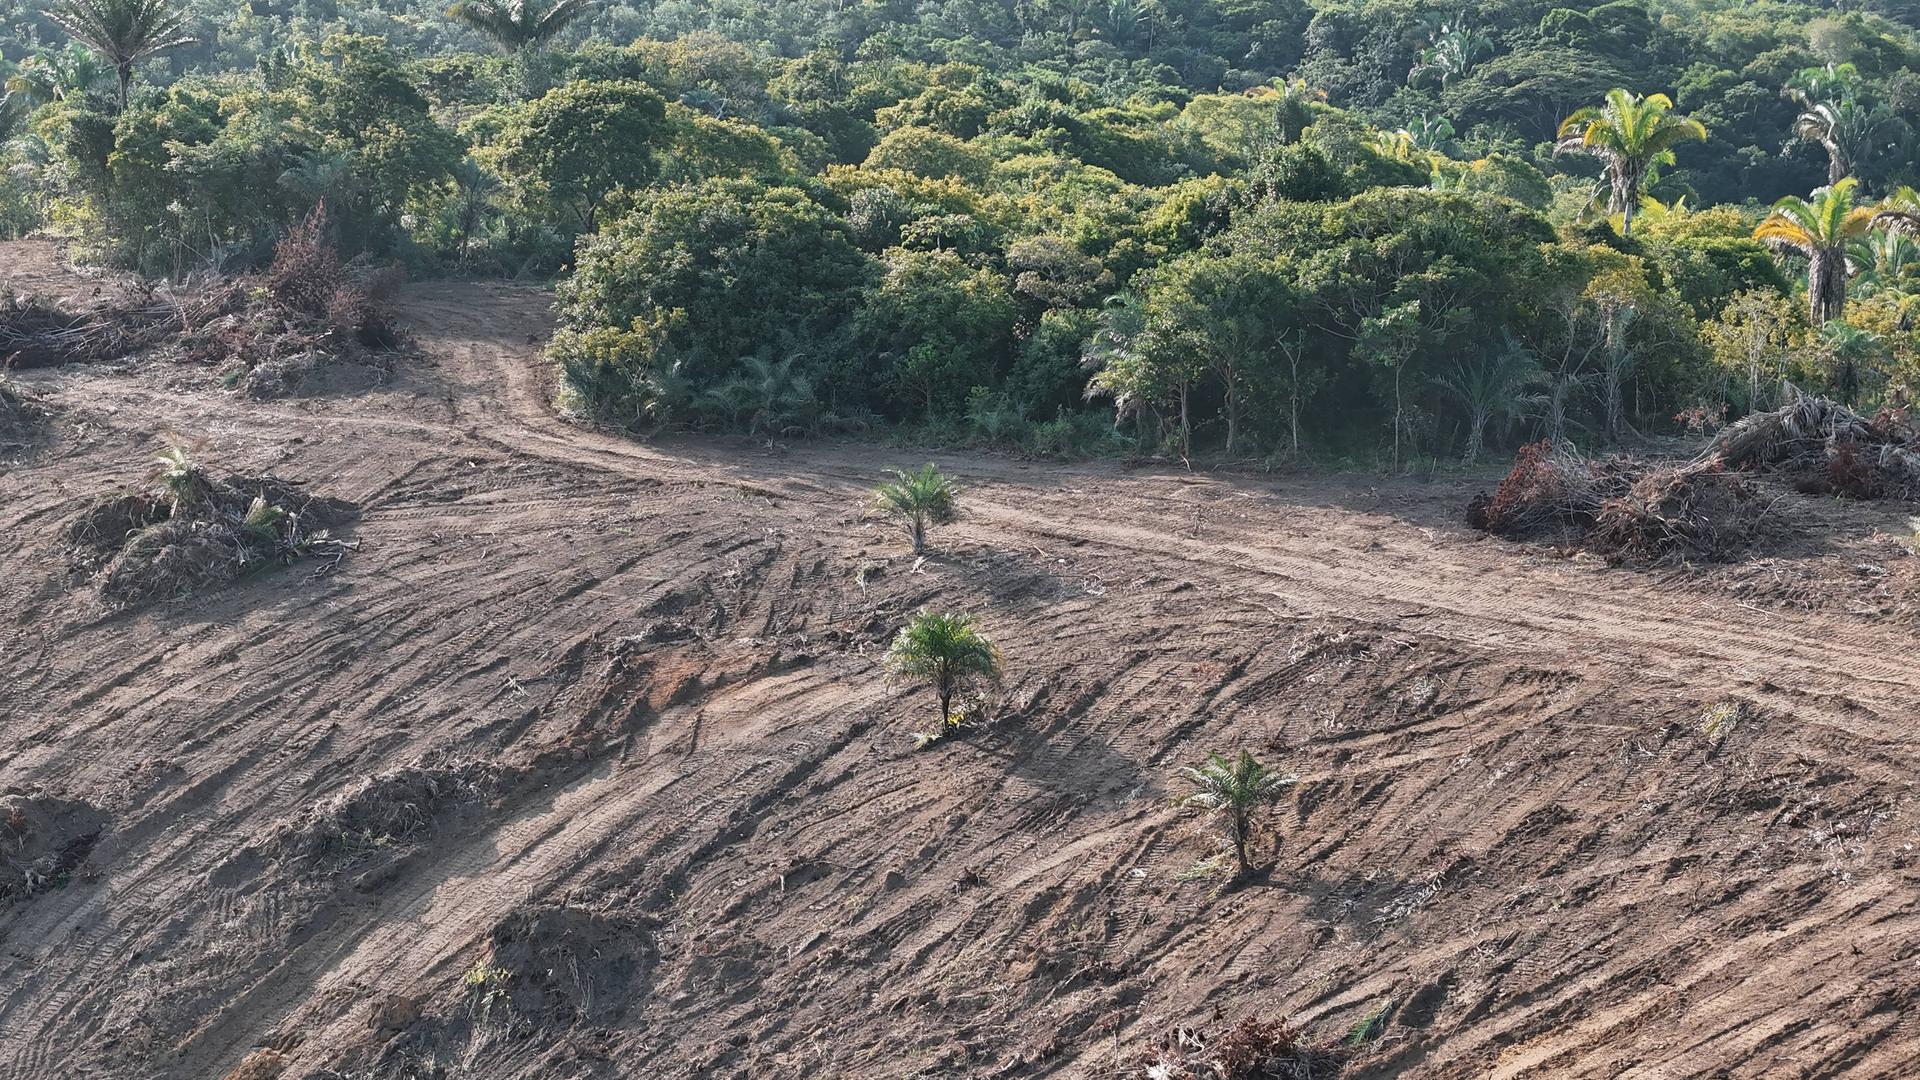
[151,439,209,511]
[885,611,1001,739]
[871,463,958,556]
[241,492,289,547]
[1176,750,1297,883]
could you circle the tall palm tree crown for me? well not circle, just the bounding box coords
[1177,750,1296,882]
[1873,186,1920,238]
[1554,89,1707,238]
[445,0,593,54]
[43,0,193,109]
[1754,177,1878,325]
[884,611,1002,728]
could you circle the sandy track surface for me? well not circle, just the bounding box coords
[5,240,1920,1078]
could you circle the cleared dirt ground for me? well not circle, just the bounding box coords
[6,239,1920,1079]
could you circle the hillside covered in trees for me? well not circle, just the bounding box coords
[3,0,1920,460]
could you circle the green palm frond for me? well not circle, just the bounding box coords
[1177,751,1296,812]
[870,463,959,554]
[445,0,593,53]
[43,0,193,106]
[1874,186,1920,238]
[885,611,1002,729]
[1554,89,1706,236]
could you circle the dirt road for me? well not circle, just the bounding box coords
[4,241,1920,1078]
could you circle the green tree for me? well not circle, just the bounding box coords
[1431,338,1541,462]
[1176,751,1296,882]
[857,249,1017,419]
[884,611,1002,729]
[446,0,590,53]
[1874,186,1920,238]
[1554,89,1707,238]
[485,80,668,231]
[870,463,958,555]
[1137,251,1298,456]
[1754,178,1877,325]
[43,0,192,109]
[1409,19,1492,90]
[558,180,872,405]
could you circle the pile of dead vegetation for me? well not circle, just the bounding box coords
[0,284,181,369]
[1467,441,1765,563]
[189,204,408,398]
[1,204,406,398]
[0,373,52,451]
[1706,391,1920,498]
[362,900,656,1071]
[0,792,105,906]
[270,759,504,867]
[1136,1016,1345,1080]
[64,445,357,607]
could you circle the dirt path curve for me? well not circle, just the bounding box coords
[6,245,1920,1079]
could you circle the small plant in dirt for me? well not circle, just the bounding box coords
[885,611,1002,737]
[1343,999,1394,1046]
[1698,701,1748,747]
[870,463,959,555]
[151,439,209,510]
[1138,1015,1344,1079]
[1176,751,1296,883]
[462,959,513,1019]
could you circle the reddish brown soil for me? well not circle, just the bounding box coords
[6,239,1920,1079]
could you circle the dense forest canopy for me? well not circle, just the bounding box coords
[2,0,1919,460]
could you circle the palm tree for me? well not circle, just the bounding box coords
[43,0,193,110]
[870,464,959,556]
[703,355,822,437]
[1788,98,1895,186]
[445,0,593,55]
[1754,178,1877,325]
[884,611,1002,729]
[2,45,107,116]
[1431,338,1540,463]
[1176,751,1296,882]
[1408,19,1492,90]
[1554,89,1707,238]
[1873,186,1920,238]
[1255,77,1324,145]
[1851,228,1918,295]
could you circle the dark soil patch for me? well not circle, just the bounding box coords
[0,793,105,905]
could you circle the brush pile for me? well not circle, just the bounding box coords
[1469,441,1762,562]
[65,450,358,607]
[0,375,51,451]
[0,286,186,369]
[272,759,503,867]
[1,205,405,398]
[1137,1017,1345,1080]
[1704,391,1920,498]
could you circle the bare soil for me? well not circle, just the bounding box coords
[6,238,1920,1079]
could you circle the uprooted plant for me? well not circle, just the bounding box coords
[64,441,359,606]
[1138,1015,1346,1080]
[1705,390,1920,499]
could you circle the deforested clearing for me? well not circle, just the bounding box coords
[6,241,1920,1079]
